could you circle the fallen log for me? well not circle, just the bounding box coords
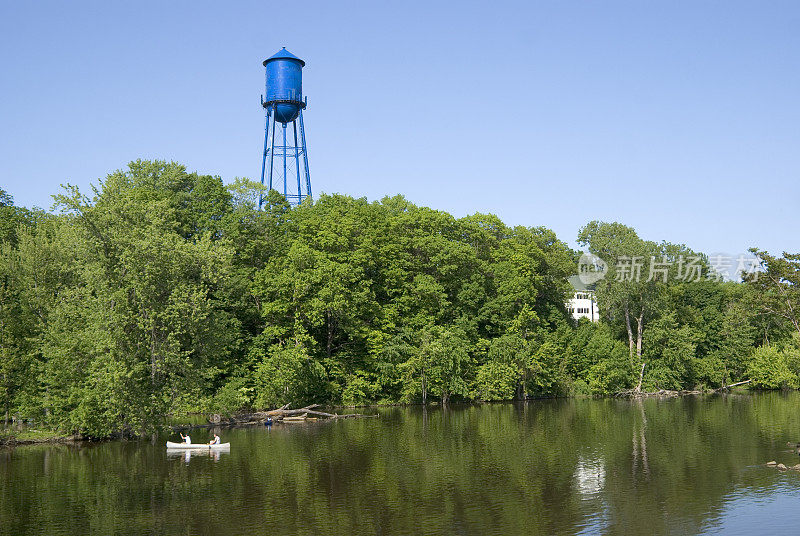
[215,404,378,425]
[715,379,751,391]
[616,380,751,399]
[616,388,703,398]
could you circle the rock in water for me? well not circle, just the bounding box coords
[766,461,777,466]
[777,463,788,470]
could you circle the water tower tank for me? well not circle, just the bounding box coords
[262,47,305,124]
[259,47,311,208]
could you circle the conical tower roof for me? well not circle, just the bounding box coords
[263,47,305,67]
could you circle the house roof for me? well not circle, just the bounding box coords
[568,275,597,292]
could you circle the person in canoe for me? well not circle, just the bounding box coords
[179,432,191,444]
[209,433,221,445]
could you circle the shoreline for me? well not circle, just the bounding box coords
[0,387,754,448]
[0,431,83,447]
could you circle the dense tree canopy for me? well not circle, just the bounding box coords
[0,162,796,437]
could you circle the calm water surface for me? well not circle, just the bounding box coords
[4,393,800,535]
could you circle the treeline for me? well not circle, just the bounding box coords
[0,160,798,437]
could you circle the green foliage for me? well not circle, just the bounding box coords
[528,338,569,395]
[642,313,699,390]
[472,361,519,401]
[210,376,253,416]
[425,326,472,404]
[72,354,149,438]
[747,346,798,390]
[745,249,800,339]
[586,343,635,395]
[1,161,796,436]
[578,221,709,365]
[253,341,327,409]
[341,372,379,406]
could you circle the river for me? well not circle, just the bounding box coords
[3,392,800,535]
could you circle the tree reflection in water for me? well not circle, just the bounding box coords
[165,448,227,463]
[4,393,800,535]
[631,399,649,481]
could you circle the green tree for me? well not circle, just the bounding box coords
[34,161,241,436]
[426,327,472,404]
[642,312,699,390]
[746,249,800,337]
[578,221,710,390]
[747,346,797,389]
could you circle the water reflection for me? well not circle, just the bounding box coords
[631,399,649,480]
[4,393,800,535]
[574,457,605,496]
[165,448,228,463]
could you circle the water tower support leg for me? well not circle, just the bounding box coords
[259,109,270,209]
[293,121,302,203]
[282,123,287,200]
[268,104,277,192]
[298,109,311,199]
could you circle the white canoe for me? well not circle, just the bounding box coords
[166,441,230,449]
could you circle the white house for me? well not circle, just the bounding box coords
[567,275,600,322]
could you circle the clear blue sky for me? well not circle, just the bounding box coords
[1,1,797,256]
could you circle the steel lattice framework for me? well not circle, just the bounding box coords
[259,48,311,208]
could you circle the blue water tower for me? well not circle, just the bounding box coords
[259,47,311,207]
